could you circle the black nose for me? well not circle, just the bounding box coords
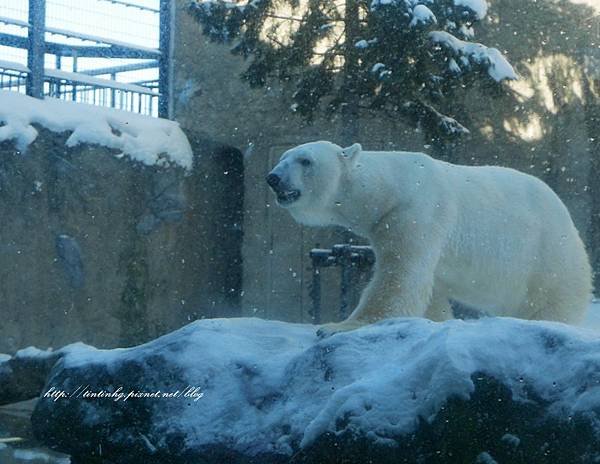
[266,173,281,188]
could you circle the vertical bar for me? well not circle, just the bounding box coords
[72,53,78,101]
[54,55,61,98]
[340,0,360,145]
[340,251,352,320]
[159,0,173,119]
[27,0,46,99]
[311,266,321,324]
[110,72,116,108]
[310,246,322,325]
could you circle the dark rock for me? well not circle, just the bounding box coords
[55,234,85,289]
[0,317,597,463]
[136,214,162,235]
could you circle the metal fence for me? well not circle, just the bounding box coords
[0,0,172,118]
[309,245,375,324]
[309,244,486,324]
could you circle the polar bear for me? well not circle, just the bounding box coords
[266,141,592,333]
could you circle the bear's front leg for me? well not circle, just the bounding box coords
[316,259,437,337]
[349,259,436,322]
[316,319,368,338]
[316,240,440,337]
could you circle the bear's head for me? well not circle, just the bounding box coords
[266,141,362,226]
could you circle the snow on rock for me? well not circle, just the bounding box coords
[429,30,517,81]
[14,347,54,359]
[0,92,193,170]
[583,299,600,332]
[11,449,70,464]
[454,0,488,19]
[25,315,600,462]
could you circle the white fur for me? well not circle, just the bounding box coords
[269,141,592,327]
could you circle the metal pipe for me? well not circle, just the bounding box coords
[26,0,46,99]
[159,0,173,119]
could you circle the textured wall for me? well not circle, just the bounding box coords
[0,128,243,353]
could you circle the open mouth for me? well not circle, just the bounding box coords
[276,190,301,205]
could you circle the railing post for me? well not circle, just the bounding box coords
[27,0,46,99]
[110,72,116,108]
[309,245,323,325]
[72,53,78,101]
[338,245,353,320]
[159,0,173,119]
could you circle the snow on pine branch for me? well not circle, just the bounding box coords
[0,92,193,170]
[453,0,488,19]
[371,0,488,20]
[409,5,437,27]
[188,0,514,139]
[192,0,261,13]
[429,31,517,82]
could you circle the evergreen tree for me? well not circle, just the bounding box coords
[189,0,516,143]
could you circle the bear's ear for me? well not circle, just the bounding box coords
[340,143,362,160]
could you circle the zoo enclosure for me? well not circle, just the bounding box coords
[0,0,172,117]
[309,245,375,324]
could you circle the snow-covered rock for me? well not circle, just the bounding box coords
[14,315,600,463]
[0,92,193,170]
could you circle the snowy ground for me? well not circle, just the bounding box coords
[20,301,600,461]
[1,300,599,462]
[0,400,70,464]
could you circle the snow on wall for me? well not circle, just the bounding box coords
[0,91,193,170]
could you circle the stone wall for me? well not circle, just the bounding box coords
[0,128,243,353]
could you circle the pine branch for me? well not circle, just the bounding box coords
[187,0,515,141]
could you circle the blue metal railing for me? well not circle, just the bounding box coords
[0,0,171,118]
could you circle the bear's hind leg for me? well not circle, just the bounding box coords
[521,277,589,325]
[526,291,588,325]
[424,292,452,322]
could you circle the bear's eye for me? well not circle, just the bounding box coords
[300,158,312,167]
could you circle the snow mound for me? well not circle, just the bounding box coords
[0,92,193,170]
[31,315,600,461]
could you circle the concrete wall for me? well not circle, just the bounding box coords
[173,0,599,323]
[0,128,243,353]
